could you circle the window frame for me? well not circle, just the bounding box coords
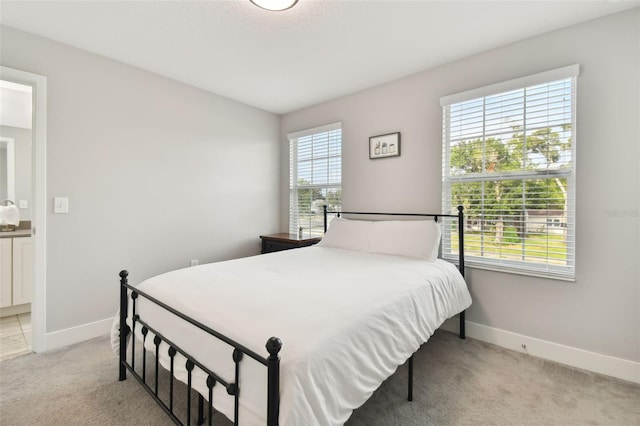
[288,122,342,238]
[440,65,579,281]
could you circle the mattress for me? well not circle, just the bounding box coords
[112,245,471,425]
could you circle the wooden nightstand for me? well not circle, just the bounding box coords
[260,233,322,254]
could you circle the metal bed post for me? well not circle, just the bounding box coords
[186,360,194,425]
[266,337,282,426]
[457,205,466,340]
[324,204,328,232]
[231,349,243,425]
[407,355,414,401]
[119,270,129,381]
[197,394,205,426]
[206,376,216,426]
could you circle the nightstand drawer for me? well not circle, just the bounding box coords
[263,240,293,253]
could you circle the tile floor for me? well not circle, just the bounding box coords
[0,313,31,361]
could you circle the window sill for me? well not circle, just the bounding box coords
[463,262,576,282]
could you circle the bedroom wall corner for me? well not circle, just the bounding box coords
[0,25,282,342]
[280,8,640,374]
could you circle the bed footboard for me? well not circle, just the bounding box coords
[118,270,282,426]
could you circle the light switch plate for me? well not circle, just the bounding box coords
[54,197,69,214]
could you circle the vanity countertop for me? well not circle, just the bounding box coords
[0,229,31,238]
[0,222,32,238]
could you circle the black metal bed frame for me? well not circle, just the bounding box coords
[118,206,466,425]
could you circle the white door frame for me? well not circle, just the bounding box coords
[0,66,47,353]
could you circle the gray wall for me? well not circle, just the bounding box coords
[1,26,281,332]
[281,10,639,362]
[0,125,32,221]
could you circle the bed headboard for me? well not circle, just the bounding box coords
[322,205,465,278]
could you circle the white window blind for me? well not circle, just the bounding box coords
[289,123,342,237]
[441,65,578,280]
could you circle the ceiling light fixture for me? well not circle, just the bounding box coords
[250,0,298,11]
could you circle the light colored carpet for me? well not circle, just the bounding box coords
[0,330,638,425]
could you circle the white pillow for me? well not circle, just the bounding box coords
[317,217,373,252]
[369,220,441,262]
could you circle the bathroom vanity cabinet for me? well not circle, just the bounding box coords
[0,236,32,310]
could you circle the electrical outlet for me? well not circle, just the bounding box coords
[190,259,199,267]
[18,200,28,209]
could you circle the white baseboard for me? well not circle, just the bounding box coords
[41,316,639,384]
[0,303,31,318]
[441,318,640,384]
[45,317,113,351]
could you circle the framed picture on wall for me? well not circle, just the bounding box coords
[369,132,400,159]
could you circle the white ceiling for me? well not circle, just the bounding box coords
[1,1,638,114]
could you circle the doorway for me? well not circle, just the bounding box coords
[0,118,32,359]
[0,66,47,355]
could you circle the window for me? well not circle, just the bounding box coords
[441,65,578,280]
[288,122,342,237]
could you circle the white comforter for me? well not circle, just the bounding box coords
[112,246,471,426]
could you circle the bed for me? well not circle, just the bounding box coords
[114,207,470,425]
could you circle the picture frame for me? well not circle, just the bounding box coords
[369,132,401,159]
